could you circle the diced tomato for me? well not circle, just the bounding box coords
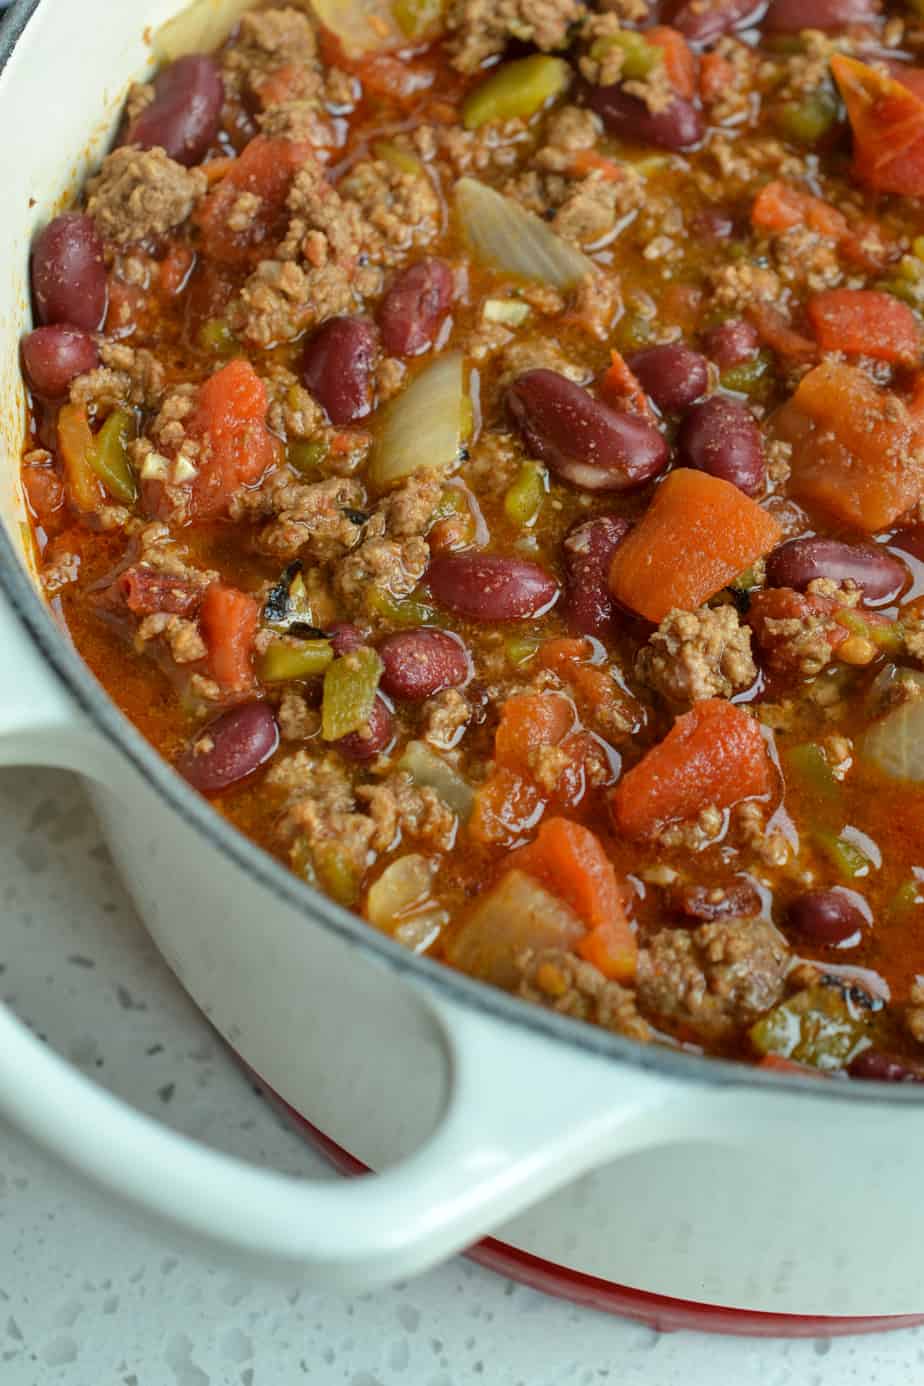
[118,568,203,618]
[599,350,657,421]
[700,51,734,104]
[832,54,924,197]
[186,359,282,519]
[751,181,848,239]
[747,587,848,675]
[647,26,697,100]
[746,302,817,366]
[494,691,575,775]
[807,289,921,364]
[195,136,313,265]
[200,583,259,692]
[158,242,195,297]
[469,768,545,847]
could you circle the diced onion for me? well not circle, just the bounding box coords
[399,740,474,820]
[366,853,434,927]
[371,353,466,488]
[309,0,404,56]
[859,699,924,782]
[154,0,253,60]
[456,177,594,290]
[483,299,531,326]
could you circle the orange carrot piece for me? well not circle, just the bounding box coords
[187,359,281,518]
[200,583,259,692]
[599,349,657,420]
[751,181,847,239]
[647,26,697,100]
[807,289,921,364]
[746,302,817,366]
[494,691,575,775]
[608,470,783,624]
[832,54,924,197]
[469,768,544,847]
[774,360,924,531]
[195,135,312,265]
[610,699,772,842]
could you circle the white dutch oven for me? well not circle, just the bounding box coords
[2,0,924,1335]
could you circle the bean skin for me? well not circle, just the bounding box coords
[124,55,223,167]
[507,370,669,493]
[668,0,766,44]
[763,0,878,31]
[848,1049,924,1083]
[301,316,379,425]
[676,395,765,496]
[427,553,559,621]
[21,326,99,398]
[628,344,709,414]
[378,258,454,357]
[378,629,470,701]
[335,695,394,760]
[788,890,865,946]
[702,318,760,372]
[692,206,735,239]
[177,702,279,793]
[31,214,107,331]
[585,83,704,151]
[328,623,366,656]
[562,516,630,637]
[766,537,909,605]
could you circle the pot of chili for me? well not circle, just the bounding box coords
[5,0,924,1329]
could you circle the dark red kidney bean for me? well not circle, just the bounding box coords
[335,694,393,761]
[378,629,470,701]
[124,55,224,167]
[507,370,669,493]
[628,344,709,414]
[668,879,762,923]
[176,702,279,793]
[585,83,704,151]
[427,553,559,621]
[766,537,909,605]
[20,326,99,398]
[702,318,760,372]
[31,214,107,331]
[562,515,630,637]
[692,206,735,239]
[677,395,765,497]
[848,1049,924,1083]
[668,0,766,43]
[763,0,879,32]
[328,622,366,656]
[788,890,864,946]
[301,316,379,425]
[378,258,454,357]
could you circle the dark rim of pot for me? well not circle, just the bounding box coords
[0,0,918,1107]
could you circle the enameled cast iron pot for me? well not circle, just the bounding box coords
[3,0,924,1337]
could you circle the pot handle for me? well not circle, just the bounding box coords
[0,983,689,1288]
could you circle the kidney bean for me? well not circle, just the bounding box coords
[177,702,279,793]
[628,344,709,414]
[702,318,760,372]
[378,258,454,357]
[562,515,630,637]
[676,395,765,496]
[335,695,394,761]
[507,370,669,494]
[763,0,878,32]
[766,537,909,605]
[668,0,766,43]
[788,890,865,946]
[31,213,107,331]
[692,206,735,239]
[427,553,559,621]
[124,55,224,167]
[848,1049,924,1083]
[585,83,704,151]
[328,622,366,656]
[378,629,470,701]
[301,316,379,425]
[20,326,99,398]
[668,879,763,923]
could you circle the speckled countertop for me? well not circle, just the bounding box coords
[0,765,922,1386]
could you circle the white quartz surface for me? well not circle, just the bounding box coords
[1,765,923,1385]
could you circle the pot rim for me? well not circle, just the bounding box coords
[2,0,920,1109]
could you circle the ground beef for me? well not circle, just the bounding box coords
[637,917,790,1041]
[357,772,458,851]
[231,474,365,562]
[86,148,206,245]
[734,801,793,871]
[338,160,441,269]
[770,225,843,295]
[517,949,652,1042]
[69,341,166,415]
[747,583,856,679]
[376,472,442,538]
[710,261,783,313]
[277,689,320,741]
[636,605,757,705]
[134,612,206,664]
[263,366,327,441]
[422,688,471,749]
[334,536,430,612]
[447,0,584,73]
[223,6,321,107]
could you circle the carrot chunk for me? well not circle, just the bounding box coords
[610,699,773,842]
[832,54,924,197]
[511,817,637,981]
[187,359,281,518]
[201,583,259,692]
[774,360,924,531]
[608,470,783,623]
[807,289,921,364]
